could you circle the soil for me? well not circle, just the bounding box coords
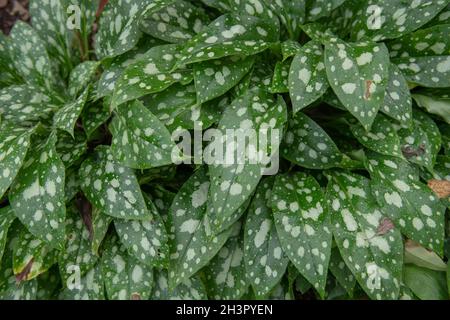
[0,0,29,35]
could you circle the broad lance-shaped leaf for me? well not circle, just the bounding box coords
[365,152,446,254]
[168,167,234,288]
[206,88,287,234]
[351,0,449,41]
[112,44,192,106]
[381,63,413,127]
[9,134,66,248]
[0,85,60,124]
[289,40,329,113]
[281,112,343,169]
[175,13,279,68]
[244,177,288,298]
[80,146,151,220]
[91,207,112,255]
[101,236,153,300]
[141,0,210,43]
[0,33,23,86]
[349,114,403,158]
[29,0,72,70]
[68,61,100,98]
[58,204,98,285]
[0,207,15,261]
[194,55,254,104]
[53,87,90,138]
[13,227,58,281]
[152,270,207,300]
[328,247,356,297]
[110,100,179,169]
[271,172,332,297]
[403,264,448,300]
[204,222,248,300]
[81,102,111,139]
[114,197,169,268]
[398,110,441,171]
[95,0,176,59]
[8,21,57,91]
[60,263,105,300]
[326,171,403,300]
[281,40,302,61]
[0,122,33,198]
[324,38,390,130]
[390,24,450,88]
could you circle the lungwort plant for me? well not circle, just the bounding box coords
[0,0,450,300]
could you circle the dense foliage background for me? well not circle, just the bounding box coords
[0,0,449,300]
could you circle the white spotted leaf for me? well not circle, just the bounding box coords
[68,61,100,98]
[244,178,289,298]
[206,88,287,234]
[60,263,105,300]
[289,40,329,113]
[271,172,332,298]
[101,235,154,300]
[9,134,66,249]
[151,269,207,300]
[281,112,343,169]
[324,39,390,130]
[80,146,150,220]
[110,100,179,169]
[326,171,404,300]
[194,55,255,104]
[365,152,446,254]
[0,207,16,262]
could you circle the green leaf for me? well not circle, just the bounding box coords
[112,44,192,106]
[351,0,449,41]
[175,13,279,67]
[289,40,329,113]
[204,222,248,300]
[60,263,105,300]
[0,122,33,198]
[95,0,176,59]
[56,131,87,168]
[114,198,169,268]
[141,0,210,43]
[405,240,447,272]
[0,33,23,86]
[271,172,332,297]
[9,134,66,248]
[91,207,112,255]
[413,94,450,125]
[366,152,446,253]
[80,146,151,220]
[29,0,72,71]
[270,60,290,94]
[281,112,343,169]
[281,40,302,61]
[398,110,441,171]
[101,236,154,300]
[207,88,287,234]
[8,21,57,91]
[58,204,98,284]
[328,247,356,297]
[54,87,90,138]
[403,265,448,300]
[168,167,234,288]
[13,227,58,281]
[326,171,404,300]
[0,207,15,261]
[381,63,413,127]
[306,0,347,22]
[0,85,60,125]
[68,61,100,98]
[244,178,288,298]
[81,101,111,139]
[266,0,305,39]
[110,100,179,169]
[194,55,255,104]
[324,39,390,130]
[349,114,403,158]
[152,269,207,300]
